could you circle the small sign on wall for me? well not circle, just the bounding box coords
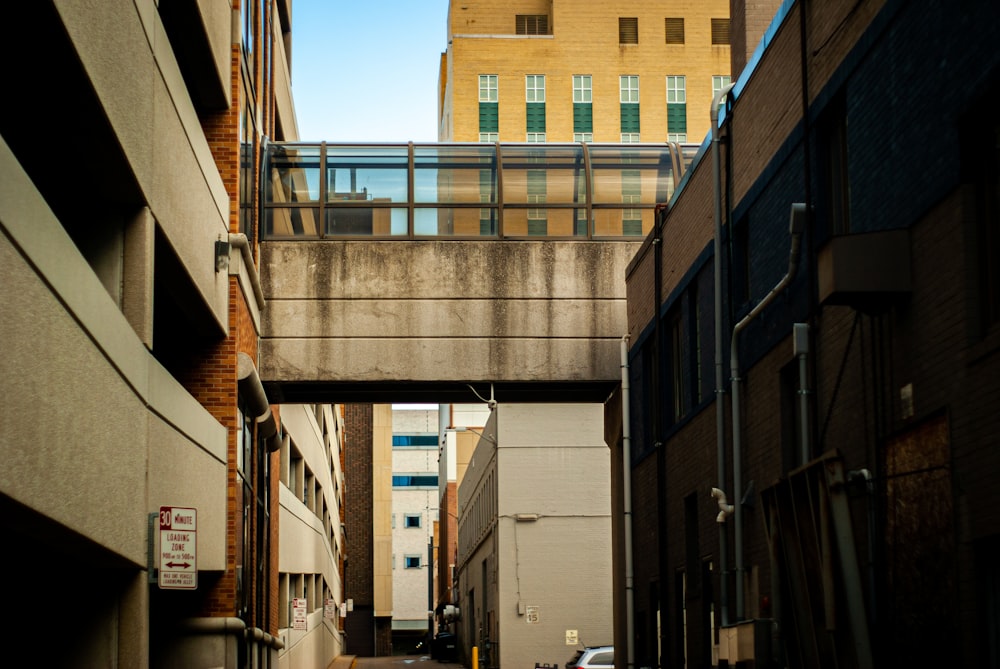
[292,598,307,630]
[525,605,540,624]
[566,630,579,645]
[325,599,336,619]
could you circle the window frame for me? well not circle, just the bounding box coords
[526,74,546,103]
[479,74,498,103]
[573,75,593,103]
[620,75,640,104]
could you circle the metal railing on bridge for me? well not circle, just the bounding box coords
[262,142,698,240]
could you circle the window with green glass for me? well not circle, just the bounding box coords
[667,75,687,139]
[620,75,640,136]
[622,169,642,236]
[574,103,593,134]
[480,102,499,134]
[527,169,546,235]
[527,102,546,133]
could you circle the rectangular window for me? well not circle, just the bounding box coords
[528,169,546,235]
[479,75,498,102]
[405,555,421,569]
[667,75,687,141]
[392,434,438,447]
[404,514,422,528]
[819,92,850,235]
[712,75,732,96]
[622,168,642,236]
[620,75,639,103]
[670,308,686,421]
[711,18,730,45]
[619,17,638,44]
[516,14,548,35]
[479,102,499,134]
[526,75,545,103]
[690,283,703,404]
[392,474,439,487]
[526,132,546,143]
[666,75,686,104]
[573,75,593,139]
[621,132,640,143]
[480,192,495,236]
[479,132,499,143]
[621,76,640,138]
[665,17,684,44]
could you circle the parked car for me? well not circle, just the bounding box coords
[566,645,614,669]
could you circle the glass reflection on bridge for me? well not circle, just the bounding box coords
[263,142,698,240]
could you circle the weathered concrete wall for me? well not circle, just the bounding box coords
[259,240,640,396]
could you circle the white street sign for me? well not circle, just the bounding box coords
[159,506,197,590]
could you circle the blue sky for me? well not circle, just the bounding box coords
[291,1,450,142]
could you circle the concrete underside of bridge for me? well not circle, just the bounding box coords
[259,239,641,404]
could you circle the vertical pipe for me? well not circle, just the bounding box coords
[652,220,668,663]
[794,323,811,465]
[731,204,805,620]
[621,335,636,669]
[711,83,734,628]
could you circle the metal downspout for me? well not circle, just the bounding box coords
[621,335,635,669]
[711,82,734,627]
[730,203,806,619]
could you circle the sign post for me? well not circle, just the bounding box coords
[159,506,197,590]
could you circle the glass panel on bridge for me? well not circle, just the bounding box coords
[325,145,408,203]
[263,142,695,239]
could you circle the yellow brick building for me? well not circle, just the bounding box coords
[438,0,732,144]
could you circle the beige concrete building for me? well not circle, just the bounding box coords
[439,0,731,143]
[456,403,612,669]
[277,404,347,668]
[1,1,300,666]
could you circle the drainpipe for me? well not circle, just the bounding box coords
[620,335,635,669]
[793,323,811,464]
[711,82,734,627]
[229,233,266,312]
[730,203,806,619]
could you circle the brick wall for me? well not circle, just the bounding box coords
[443,0,731,143]
[624,0,1000,665]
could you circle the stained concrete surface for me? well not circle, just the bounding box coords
[329,654,467,669]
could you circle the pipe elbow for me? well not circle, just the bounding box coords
[711,488,735,522]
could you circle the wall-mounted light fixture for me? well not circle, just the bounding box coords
[215,239,231,273]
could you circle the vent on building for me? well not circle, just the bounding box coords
[665,17,684,44]
[712,18,730,45]
[619,17,638,44]
[516,14,548,35]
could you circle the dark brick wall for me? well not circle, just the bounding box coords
[625,0,1000,666]
[344,403,375,656]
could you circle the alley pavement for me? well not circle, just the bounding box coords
[329,654,466,669]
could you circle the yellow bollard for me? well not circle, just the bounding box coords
[472,645,478,669]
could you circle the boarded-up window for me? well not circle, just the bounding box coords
[711,18,730,45]
[516,14,548,35]
[619,17,638,44]
[665,17,684,44]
